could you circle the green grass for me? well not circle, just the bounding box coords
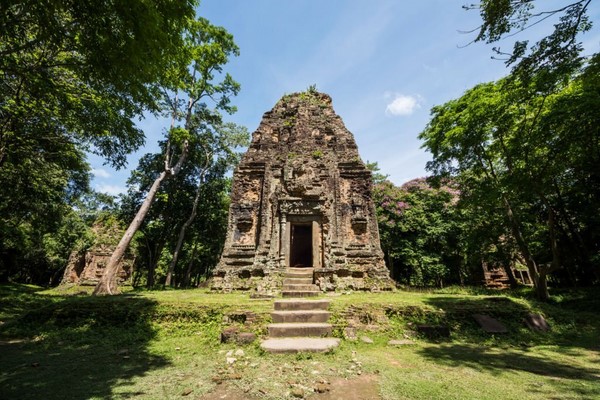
[1,284,599,399]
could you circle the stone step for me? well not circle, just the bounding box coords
[274,299,331,311]
[283,278,313,285]
[268,322,332,337]
[284,271,314,279]
[260,337,340,353]
[282,283,318,291]
[282,290,320,298]
[271,310,331,323]
[287,267,314,273]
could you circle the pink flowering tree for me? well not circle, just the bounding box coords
[373,177,465,287]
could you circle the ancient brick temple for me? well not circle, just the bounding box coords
[211,91,392,293]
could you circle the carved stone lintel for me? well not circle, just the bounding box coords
[279,199,323,216]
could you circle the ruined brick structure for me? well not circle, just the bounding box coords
[212,91,393,293]
[61,249,132,286]
[60,221,132,286]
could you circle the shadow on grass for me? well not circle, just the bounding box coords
[421,294,600,350]
[0,285,169,400]
[417,343,600,398]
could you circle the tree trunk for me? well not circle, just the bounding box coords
[534,209,561,301]
[536,270,550,301]
[499,195,551,299]
[93,171,169,295]
[93,141,188,295]
[182,244,197,288]
[165,153,210,287]
[147,260,156,288]
[164,181,202,286]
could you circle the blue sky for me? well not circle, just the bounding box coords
[90,0,600,195]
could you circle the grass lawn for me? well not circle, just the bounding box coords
[1,284,598,399]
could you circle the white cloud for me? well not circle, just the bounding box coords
[91,168,111,178]
[385,94,422,116]
[95,184,125,196]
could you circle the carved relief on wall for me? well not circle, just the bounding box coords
[350,196,368,235]
[232,202,257,246]
[232,175,262,247]
[339,177,370,247]
[284,159,321,197]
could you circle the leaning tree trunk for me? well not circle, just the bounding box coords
[93,171,168,295]
[475,145,548,300]
[164,153,210,287]
[93,141,188,295]
[164,176,204,287]
[500,195,549,300]
[182,244,197,288]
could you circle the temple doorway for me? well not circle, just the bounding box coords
[290,224,312,268]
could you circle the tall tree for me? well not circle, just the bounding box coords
[0,1,198,284]
[164,121,248,287]
[420,57,600,299]
[93,17,242,295]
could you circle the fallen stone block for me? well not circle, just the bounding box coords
[524,313,550,332]
[472,314,507,333]
[221,328,256,344]
[360,336,373,344]
[237,332,257,344]
[220,327,239,343]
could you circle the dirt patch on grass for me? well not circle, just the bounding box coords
[310,374,380,399]
[199,374,380,399]
[200,383,260,399]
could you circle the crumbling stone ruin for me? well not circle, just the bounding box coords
[212,90,393,293]
[61,221,132,285]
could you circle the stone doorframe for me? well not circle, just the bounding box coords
[279,199,324,269]
[282,216,322,269]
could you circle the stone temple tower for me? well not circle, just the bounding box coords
[211,90,393,293]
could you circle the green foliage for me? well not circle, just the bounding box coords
[0,1,201,285]
[419,56,600,293]
[312,150,324,159]
[110,11,245,291]
[283,116,296,127]
[0,2,246,289]
[0,188,119,285]
[297,85,327,106]
[468,0,593,87]
[123,118,248,288]
[365,160,389,185]
[374,178,465,287]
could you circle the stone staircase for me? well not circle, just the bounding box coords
[281,267,320,297]
[260,268,340,353]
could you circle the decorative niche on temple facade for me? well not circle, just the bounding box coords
[211,91,393,293]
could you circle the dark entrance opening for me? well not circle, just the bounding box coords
[290,224,312,268]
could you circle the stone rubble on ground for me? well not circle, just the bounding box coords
[472,314,508,333]
[524,313,551,332]
[360,336,373,344]
[234,349,245,357]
